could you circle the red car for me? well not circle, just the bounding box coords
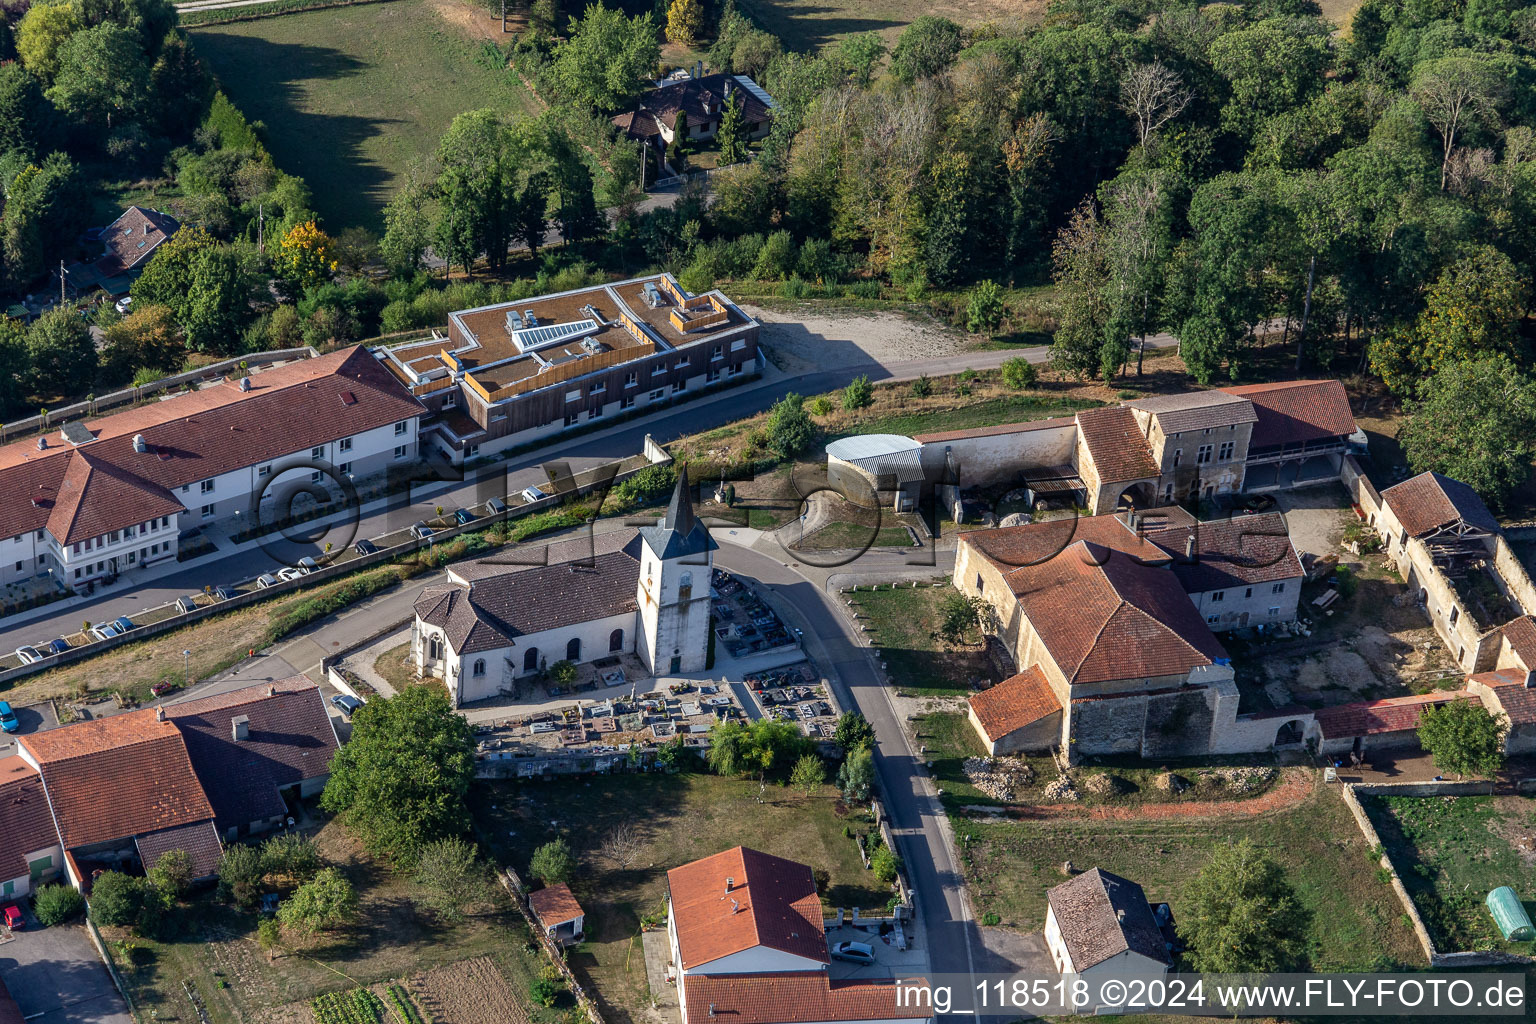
[2,904,22,930]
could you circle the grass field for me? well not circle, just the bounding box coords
[1363,794,1536,955]
[848,581,991,696]
[189,0,536,230]
[960,785,1424,970]
[472,772,891,1024]
[735,0,1044,51]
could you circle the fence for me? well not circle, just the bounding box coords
[497,865,608,1024]
[83,917,138,1018]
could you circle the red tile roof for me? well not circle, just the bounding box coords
[1312,691,1477,737]
[20,710,215,850]
[965,521,1226,685]
[1218,379,1356,448]
[682,974,927,1024]
[1381,472,1499,539]
[0,346,425,542]
[1047,868,1170,971]
[167,679,339,830]
[1126,390,1256,434]
[1469,667,1536,725]
[45,452,185,545]
[1075,406,1159,482]
[0,756,59,882]
[912,415,1078,445]
[1497,617,1536,671]
[667,847,828,970]
[1146,512,1303,592]
[135,820,223,879]
[530,882,584,927]
[969,666,1060,742]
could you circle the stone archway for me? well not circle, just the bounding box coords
[1274,719,1305,746]
[1116,482,1156,510]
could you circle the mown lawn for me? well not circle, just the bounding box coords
[189,0,536,230]
[960,786,1425,971]
[472,771,891,1024]
[849,581,991,696]
[1363,794,1536,955]
[733,0,1046,51]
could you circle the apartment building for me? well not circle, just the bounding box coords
[380,274,759,464]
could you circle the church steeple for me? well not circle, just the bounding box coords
[639,464,717,560]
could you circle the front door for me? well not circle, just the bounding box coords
[669,656,681,674]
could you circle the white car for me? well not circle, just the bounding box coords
[114,295,133,314]
[295,556,320,573]
[255,573,279,589]
[89,622,123,642]
[521,485,549,503]
[13,646,41,665]
[276,566,306,582]
[830,941,875,965]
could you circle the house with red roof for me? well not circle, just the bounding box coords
[665,847,929,1024]
[0,346,424,590]
[0,679,338,893]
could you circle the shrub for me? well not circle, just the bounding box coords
[910,375,933,397]
[218,843,265,909]
[257,916,282,950]
[1000,357,1037,390]
[262,834,321,881]
[530,839,575,884]
[33,884,85,926]
[981,911,1001,926]
[530,976,563,1007]
[809,396,833,416]
[766,393,816,457]
[90,872,148,927]
[871,844,902,884]
[841,375,874,411]
[965,280,1004,335]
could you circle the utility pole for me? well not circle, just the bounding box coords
[257,201,265,254]
[59,260,65,306]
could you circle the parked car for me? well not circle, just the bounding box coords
[112,616,137,633]
[0,701,17,734]
[296,556,320,573]
[43,638,70,655]
[410,522,435,540]
[276,566,305,582]
[353,539,378,556]
[454,508,477,525]
[520,485,548,503]
[486,497,507,514]
[831,941,874,965]
[1242,494,1277,513]
[174,595,199,614]
[114,295,132,315]
[211,586,235,601]
[13,645,41,665]
[331,694,363,717]
[89,622,123,641]
[1,904,22,930]
[150,682,176,697]
[255,573,279,589]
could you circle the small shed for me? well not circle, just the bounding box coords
[529,882,585,946]
[825,434,925,510]
[1485,886,1533,941]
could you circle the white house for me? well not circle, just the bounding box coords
[412,468,715,704]
[1044,868,1173,993]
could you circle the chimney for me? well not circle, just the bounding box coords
[1184,534,1195,560]
[694,60,702,79]
[730,898,740,913]
[132,433,147,453]
[724,876,734,893]
[156,706,166,722]
[232,714,250,741]
[238,377,252,392]
[268,684,277,697]
[1117,908,1126,923]
[36,437,46,450]
[708,1005,716,1018]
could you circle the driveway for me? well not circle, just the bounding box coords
[0,916,132,1024]
[0,700,59,757]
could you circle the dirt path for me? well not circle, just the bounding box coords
[978,767,1316,822]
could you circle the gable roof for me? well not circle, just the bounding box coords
[20,710,215,850]
[418,537,642,656]
[529,882,584,927]
[627,73,772,136]
[1382,472,1499,538]
[1218,379,1356,448]
[97,206,180,277]
[968,666,1060,743]
[0,756,60,882]
[639,466,716,560]
[1469,667,1536,725]
[1126,390,1257,434]
[1075,406,1158,483]
[667,846,827,970]
[166,678,339,830]
[681,974,925,1024]
[135,820,223,879]
[0,346,425,542]
[1497,616,1536,671]
[45,452,185,545]
[1047,868,1170,971]
[1146,512,1303,593]
[0,975,21,1024]
[1312,690,1477,737]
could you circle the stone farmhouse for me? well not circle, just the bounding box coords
[957,506,1303,758]
[0,346,425,590]
[1044,869,1173,982]
[665,846,929,1024]
[830,379,1358,516]
[0,679,337,899]
[413,470,715,705]
[612,70,775,146]
[380,274,759,465]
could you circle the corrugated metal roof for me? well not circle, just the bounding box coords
[825,434,921,463]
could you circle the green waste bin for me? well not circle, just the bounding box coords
[1486,886,1534,941]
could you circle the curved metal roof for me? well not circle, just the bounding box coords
[825,434,921,463]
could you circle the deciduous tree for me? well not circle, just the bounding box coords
[890,16,961,83]
[414,837,493,923]
[25,307,96,398]
[529,838,575,884]
[1183,839,1310,972]
[274,220,337,292]
[276,868,357,937]
[1417,698,1506,779]
[552,4,659,112]
[790,753,824,795]
[664,0,703,46]
[1399,357,1536,510]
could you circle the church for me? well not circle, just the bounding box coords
[412,468,717,706]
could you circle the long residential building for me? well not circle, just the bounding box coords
[0,346,425,588]
[380,273,760,464]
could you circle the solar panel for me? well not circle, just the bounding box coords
[512,318,600,353]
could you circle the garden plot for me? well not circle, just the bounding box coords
[410,957,532,1024]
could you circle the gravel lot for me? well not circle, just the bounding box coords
[746,307,968,375]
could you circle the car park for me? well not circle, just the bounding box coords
[2,904,22,930]
[354,539,378,555]
[13,645,41,665]
[44,638,70,655]
[831,941,874,965]
[331,694,363,717]
[255,573,279,589]
[0,702,17,734]
[174,595,199,613]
